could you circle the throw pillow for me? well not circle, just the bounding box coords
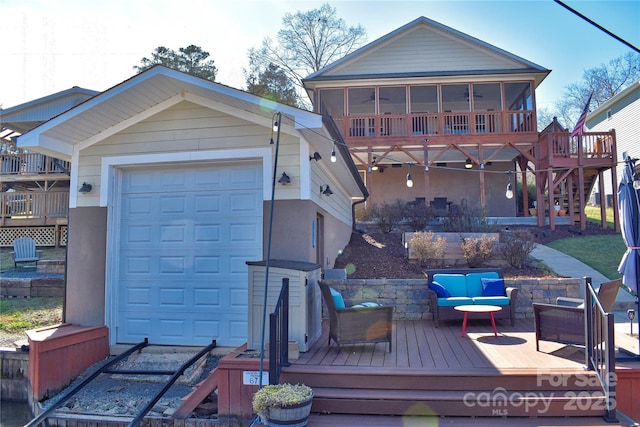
[330,287,346,309]
[429,281,451,298]
[481,278,505,296]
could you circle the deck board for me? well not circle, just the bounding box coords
[293,317,587,371]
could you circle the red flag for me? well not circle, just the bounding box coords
[571,93,592,138]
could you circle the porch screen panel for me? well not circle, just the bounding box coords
[472,83,502,133]
[410,85,438,135]
[505,82,532,111]
[318,89,344,116]
[348,87,376,137]
[442,84,470,134]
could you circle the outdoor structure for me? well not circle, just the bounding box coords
[0,87,98,247]
[586,78,640,207]
[303,16,617,229]
[17,65,367,348]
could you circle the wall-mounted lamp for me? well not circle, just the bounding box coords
[79,182,92,193]
[505,172,514,199]
[406,164,413,188]
[310,152,322,162]
[278,172,291,185]
[320,185,333,196]
[330,143,337,163]
[465,158,473,169]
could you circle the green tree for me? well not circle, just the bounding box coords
[245,62,299,107]
[247,3,366,108]
[134,45,218,81]
[548,52,640,129]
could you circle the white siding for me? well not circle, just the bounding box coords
[326,25,524,78]
[76,101,299,206]
[588,88,640,197]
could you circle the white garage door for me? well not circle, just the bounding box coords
[116,161,263,346]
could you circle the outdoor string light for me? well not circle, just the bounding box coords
[406,164,414,188]
[330,143,337,163]
[505,172,514,199]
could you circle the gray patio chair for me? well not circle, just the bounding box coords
[318,281,393,352]
[12,237,41,268]
[532,278,621,351]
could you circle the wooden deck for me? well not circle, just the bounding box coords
[293,317,586,371]
[281,318,612,419]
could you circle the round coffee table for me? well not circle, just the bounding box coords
[454,305,502,337]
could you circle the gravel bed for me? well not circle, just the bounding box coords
[40,353,222,419]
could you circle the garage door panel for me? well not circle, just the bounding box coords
[117,162,262,346]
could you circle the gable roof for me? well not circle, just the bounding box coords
[1,87,98,135]
[304,16,550,86]
[17,65,367,198]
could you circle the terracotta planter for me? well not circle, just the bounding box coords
[559,209,567,216]
[529,208,537,216]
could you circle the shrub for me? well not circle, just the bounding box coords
[442,203,498,233]
[404,202,434,232]
[373,199,406,233]
[460,234,497,267]
[354,203,375,222]
[500,229,536,268]
[410,231,446,268]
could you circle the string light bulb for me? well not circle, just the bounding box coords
[406,164,414,188]
[465,158,473,169]
[505,172,514,199]
[330,143,337,163]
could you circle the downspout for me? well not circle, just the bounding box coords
[352,197,368,232]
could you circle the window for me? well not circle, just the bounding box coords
[318,89,344,116]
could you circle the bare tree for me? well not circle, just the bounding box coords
[550,52,640,129]
[247,3,366,108]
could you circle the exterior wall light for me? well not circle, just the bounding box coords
[465,158,473,169]
[79,182,92,193]
[320,185,333,196]
[278,172,291,185]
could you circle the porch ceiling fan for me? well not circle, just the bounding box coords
[363,92,390,103]
[464,89,483,100]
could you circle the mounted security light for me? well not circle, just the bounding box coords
[79,182,92,193]
[278,172,291,185]
[310,152,322,162]
[320,185,333,196]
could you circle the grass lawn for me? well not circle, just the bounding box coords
[0,246,67,271]
[0,298,63,334]
[546,234,626,280]
[546,205,625,280]
[1,246,66,336]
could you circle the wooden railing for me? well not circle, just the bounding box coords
[584,277,618,423]
[0,152,70,175]
[1,191,69,219]
[269,278,290,385]
[539,131,615,162]
[334,110,534,139]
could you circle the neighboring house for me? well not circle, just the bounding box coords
[303,16,551,216]
[586,79,640,205]
[18,65,366,347]
[0,87,98,246]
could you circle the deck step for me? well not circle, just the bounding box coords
[309,387,606,417]
[281,367,607,418]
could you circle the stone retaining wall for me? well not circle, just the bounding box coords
[0,277,64,297]
[322,277,582,320]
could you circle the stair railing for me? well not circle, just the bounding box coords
[584,277,618,423]
[269,278,290,384]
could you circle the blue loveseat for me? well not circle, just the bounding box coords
[426,269,517,327]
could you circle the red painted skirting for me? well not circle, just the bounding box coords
[27,323,109,400]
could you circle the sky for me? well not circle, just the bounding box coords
[2,0,639,112]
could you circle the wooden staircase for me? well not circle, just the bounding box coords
[281,366,606,418]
